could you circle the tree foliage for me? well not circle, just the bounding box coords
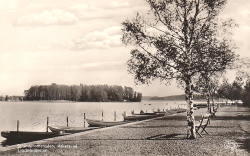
[122,0,237,85]
[24,84,142,102]
[242,80,250,106]
[122,0,238,139]
[217,78,243,103]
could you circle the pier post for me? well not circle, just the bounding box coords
[46,117,49,132]
[17,120,19,138]
[114,111,116,121]
[102,111,103,121]
[67,116,68,127]
[17,120,19,132]
[84,113,86,127]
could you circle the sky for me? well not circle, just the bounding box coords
[0,0,249,97]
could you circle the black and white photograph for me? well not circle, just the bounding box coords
[0,0,250,155]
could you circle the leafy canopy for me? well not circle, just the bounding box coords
[122,0,237,85]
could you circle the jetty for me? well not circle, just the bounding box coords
[0,105,249,156]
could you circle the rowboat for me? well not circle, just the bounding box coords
[123,114,162,121]
[1,131,63,140]
[171,108,186,113]
[48,125,99,133]
[133,112,157,115]
[131,110,157,115]
[153,111,167,115]
[86,119,129,127]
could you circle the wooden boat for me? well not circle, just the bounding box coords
[1,131,63,140]
[133,112,157,115]
[171,108,186,113]
[123,114,162,121]
[131,110,156,115]
[86,119,129,127]
[48,125,99,133]
[153,111,167,115]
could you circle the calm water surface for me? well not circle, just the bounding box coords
[0,100,186,146]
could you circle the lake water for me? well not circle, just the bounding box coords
[0,100,187,147]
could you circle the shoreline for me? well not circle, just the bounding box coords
[1,105,249,155]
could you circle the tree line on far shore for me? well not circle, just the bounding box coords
[0,95,23,101]
[23,83,142,102]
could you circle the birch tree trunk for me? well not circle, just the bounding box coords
[185,77,196,139]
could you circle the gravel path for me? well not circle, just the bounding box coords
[1,105,249,156]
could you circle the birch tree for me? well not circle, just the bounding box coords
[122,0,237,139]
[195,71,224,112]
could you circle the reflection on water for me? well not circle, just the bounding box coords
[0,100,186,147]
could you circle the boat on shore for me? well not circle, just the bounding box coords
[131,110,157,115]
[123,113,163,121]
[171,108,186,113]
[48,125,99,133]
[133,112,157,115]
[1,131,63,140]
[86,119,129,127]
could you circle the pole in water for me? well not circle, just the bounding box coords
[17,120,19,132]
[46,117,49,132]
[102,111,103,121]
[17,120,19,138]
[84,113,86,127]
[67,116,68,127]
[114,111,116,121]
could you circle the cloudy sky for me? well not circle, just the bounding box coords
[0,0,249,96]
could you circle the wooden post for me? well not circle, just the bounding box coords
[102,111,103,121]
[17,120,19,138]
[67,116,68,127]
[46,117,49,132]
[83,113,86,127]
[114,111,116,121]
[17,120,19,132]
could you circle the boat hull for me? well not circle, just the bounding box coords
[48,126,99,133]
[86,119,129,127]
[124,114,162,121]
[1,131,62,140]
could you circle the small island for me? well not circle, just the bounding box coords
[23,83,142,102]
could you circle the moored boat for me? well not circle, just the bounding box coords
[123,114,162,121]
[86,119,129,127]
[133,112,157,115]
[1,131,63,140]
[48,125,99,133]
[171,108,186,113]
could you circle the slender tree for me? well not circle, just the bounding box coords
[122,0,237,139]
[194,71,224,112]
